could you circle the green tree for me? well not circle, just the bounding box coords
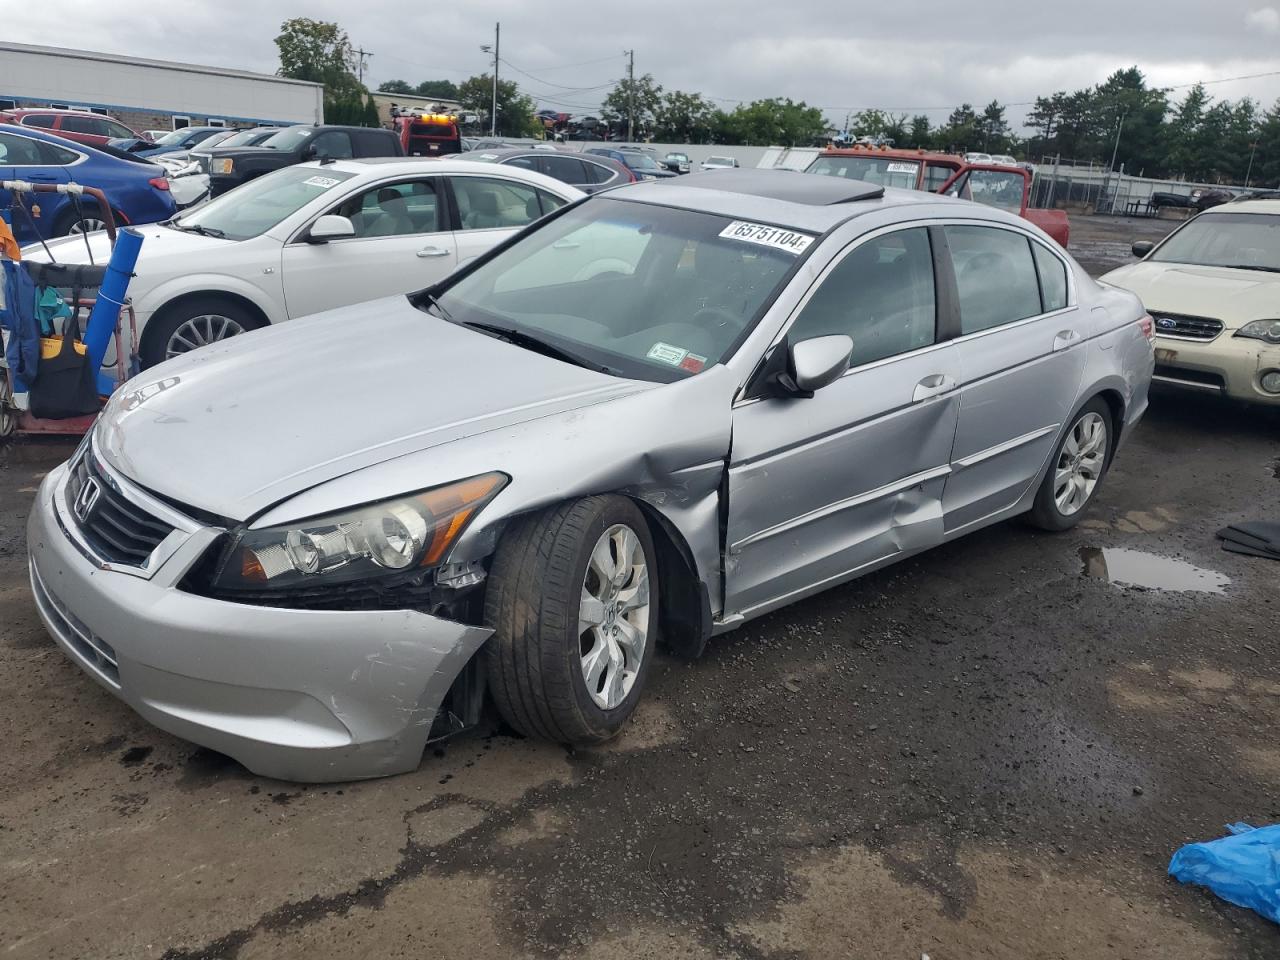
[601,73,663,139]
[655,90,716,142]
[458,74,539,137]
[906,114,932,149]
[378,79,413,94]
[722,98,827,146]
[1092,67,1168,176]
[979,100,1011,152]
[1165,84,1211,178]
[937,103,978,150]
[363,94,381,128]
[1254,99,1280,186]
[275,18,363,98]
[415,80,459,100]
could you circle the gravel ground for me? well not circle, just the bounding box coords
[2,215,1278,959]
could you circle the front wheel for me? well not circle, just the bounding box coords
[1027,397,1112,531]
[484,496,658,744]
[141,296,261,368]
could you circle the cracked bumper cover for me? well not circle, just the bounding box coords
[27,465,493,783]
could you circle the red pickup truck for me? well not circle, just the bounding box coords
[806,146,1069,246]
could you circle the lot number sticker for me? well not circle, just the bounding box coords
[303,176,342,188]
[718,221,814,255]
[886,162,917,174]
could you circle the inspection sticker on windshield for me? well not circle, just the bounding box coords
[886,162,917,173]
[647,342,690,366]
[718,221,814,255]
[303,175,342,188]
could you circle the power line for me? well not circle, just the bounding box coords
[498,57,619,92]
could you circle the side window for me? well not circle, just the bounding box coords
[537,189,568,214]
[540,155,586,184]
[923,164,955,192]
[310,131,353,159]
[60,115,105,136]
[1033,242,1069,312]
[582,160,614,185]
[21,114,56,128]
[952,170,1026,212]
[354,131,393,157]
[103,120,134,139]
[332,179,443,238]
[789,227,937,367]
[506,155,538,171]
[946,225,1043,334]
[452,176,542,230]
[0,133,45,165]
[38,141,80,165]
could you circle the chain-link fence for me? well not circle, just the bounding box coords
[1029,156,1230,215]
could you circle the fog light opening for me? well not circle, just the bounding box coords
[1260,370,1280,395]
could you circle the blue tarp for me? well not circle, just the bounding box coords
[1169,822,1280,924]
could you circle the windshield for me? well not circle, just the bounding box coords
[431,198,806,381]
[262,127,311,151]
[625,153,662,171]
[152,129,191,146]
[1150,212,1280,272]
[174,166,355,241]
[807,155,920,189]
[215,129,264,148]
[668,153,689,161]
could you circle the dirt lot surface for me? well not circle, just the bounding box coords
[3,215,1278,959]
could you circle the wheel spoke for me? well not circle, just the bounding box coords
[1063,430,1080,457]
[615,619,645,662]
[581,640,609,694]
[603,641,626,706]
[617,568,649,612]
[589,536,617,586]
[579,591,606,634]
[612,528,637,587]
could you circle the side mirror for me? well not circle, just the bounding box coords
[1131,240,1154,258]
[306,214,355,243]
[777,335,853,397]
[303,145,319,160]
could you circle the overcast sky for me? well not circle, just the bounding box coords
[9,0,1280,129]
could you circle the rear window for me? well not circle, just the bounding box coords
[411,121,457,138]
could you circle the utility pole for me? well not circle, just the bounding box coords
[354,47,373,87]
[1245,141,1258,188]
[626,49,635,144]
[480,24,499,136]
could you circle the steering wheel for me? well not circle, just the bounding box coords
[690,306,744,333]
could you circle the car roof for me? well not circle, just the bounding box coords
[311,157,588,194]
[5,107,105,116]
[1208,199,1280,215]
[609,169,949,233]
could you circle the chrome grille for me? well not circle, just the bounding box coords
[1151,312,1224,340]
[64,451,175,567]
[30,560,120,686]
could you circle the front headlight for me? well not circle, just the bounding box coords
[1235,320,1280,345]
[211,158,234,175]
[211,473,507,593]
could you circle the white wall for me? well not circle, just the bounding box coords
[565,142,822,170]
[0,43,323,126]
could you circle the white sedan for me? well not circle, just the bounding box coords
[26,158,583,367]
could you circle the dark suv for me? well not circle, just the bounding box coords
[205,124,403,196]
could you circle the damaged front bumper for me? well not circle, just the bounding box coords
[27,462,492,782]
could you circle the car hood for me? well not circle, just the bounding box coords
[1101,261,1280,329]
[21,222,228,267]
[94,297,653,522]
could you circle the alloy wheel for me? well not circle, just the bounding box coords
[1053,412,1107,516]
[0,375,15,439]
[68,217,107,234]
[578,523,651,710]
[165,314,247,359]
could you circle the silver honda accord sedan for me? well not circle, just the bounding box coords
[27,170,1155,781]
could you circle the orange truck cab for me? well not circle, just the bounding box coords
[392,111,461,157]
[807,145,1069,246]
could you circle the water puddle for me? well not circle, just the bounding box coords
[1079,547,1229,594]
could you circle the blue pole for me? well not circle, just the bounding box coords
[85,226,142,379]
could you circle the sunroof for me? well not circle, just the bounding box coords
[668,168,885,204]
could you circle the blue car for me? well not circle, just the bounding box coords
[109,126,230,158]
[0,126,176,242]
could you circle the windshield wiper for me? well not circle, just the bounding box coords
[1218,264,1280,273]
[422,291,455,324]
[458,319,611,373]
[170,222,227,239]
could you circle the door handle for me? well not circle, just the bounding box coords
[552,239,581,250]
[25,172,59,182]
[416,245,451,258]
[1053,329,1081,352]
[912,373,956,402]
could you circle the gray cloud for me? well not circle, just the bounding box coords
[8,0,1280,129]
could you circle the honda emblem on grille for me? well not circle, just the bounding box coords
[73,477,102,523]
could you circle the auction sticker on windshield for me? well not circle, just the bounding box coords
[718,221,814,255]
[303,176,342,188]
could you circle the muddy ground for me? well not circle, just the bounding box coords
[3,214,1278,959]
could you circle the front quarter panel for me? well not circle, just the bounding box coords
[255,365,739,616]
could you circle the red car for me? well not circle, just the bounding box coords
[0,108,148,150]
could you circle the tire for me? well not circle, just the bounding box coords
[141,296,262,368]
[484,495,659,744]
[1027,397,1114,531]
[0,374,16,441]
[53,203,114,237]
